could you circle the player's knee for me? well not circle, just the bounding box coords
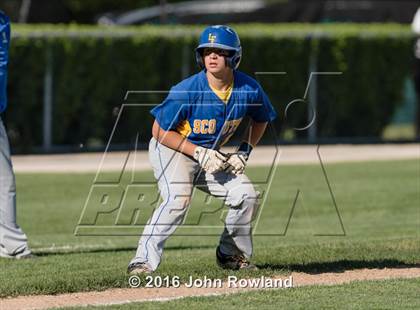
[0,170,16,193]
[164,196,191,217]
[228,185,258,208]
[165,184,193,209]
[170,195,192,210]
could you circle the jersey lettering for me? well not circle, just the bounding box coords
[221,118,242,145]
[193,119,216,134]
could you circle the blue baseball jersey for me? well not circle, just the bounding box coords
[0,11,10,113]
[151,70,277,149]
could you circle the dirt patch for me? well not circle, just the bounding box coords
[2,267,420,309]
[12,144,420,173]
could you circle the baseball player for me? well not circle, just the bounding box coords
[0,11,33,259]
[128,25,277,274]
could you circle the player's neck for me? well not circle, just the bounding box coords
[206,69,234,91]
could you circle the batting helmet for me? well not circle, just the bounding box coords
[195,25,242,70]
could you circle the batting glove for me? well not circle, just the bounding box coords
[193,146,227,174]
[225,153,247,175]
[225,142,253,176]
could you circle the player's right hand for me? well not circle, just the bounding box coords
[193,146,227,173]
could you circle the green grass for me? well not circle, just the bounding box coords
[0,159,419,297]
[61,278,420,310]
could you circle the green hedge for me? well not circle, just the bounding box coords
[3,24,414,152]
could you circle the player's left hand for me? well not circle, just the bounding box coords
[194,146,227,174]
[225,152,248,175]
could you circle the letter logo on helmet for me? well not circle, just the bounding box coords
[208,33,216,43]
[196,25,242,70]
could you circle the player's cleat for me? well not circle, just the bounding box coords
[216,246,258,270]
[0,246,36,259]
[127,262,153,275]
[16,253,37,259]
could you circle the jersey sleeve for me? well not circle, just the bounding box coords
[150,86,189,131]
[247,84,277,123]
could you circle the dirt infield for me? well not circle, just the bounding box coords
[11,143,420,173]
[2,267,420,309]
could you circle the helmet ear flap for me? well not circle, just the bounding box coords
[228,49,242,70]
[195,49,205,69]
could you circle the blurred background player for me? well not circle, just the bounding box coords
[127,25,277,274]
[0,11,33,259]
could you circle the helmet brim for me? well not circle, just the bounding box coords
[196,43,240,52]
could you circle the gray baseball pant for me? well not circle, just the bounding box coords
[0,116,31,258]
[129,137,259,271]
